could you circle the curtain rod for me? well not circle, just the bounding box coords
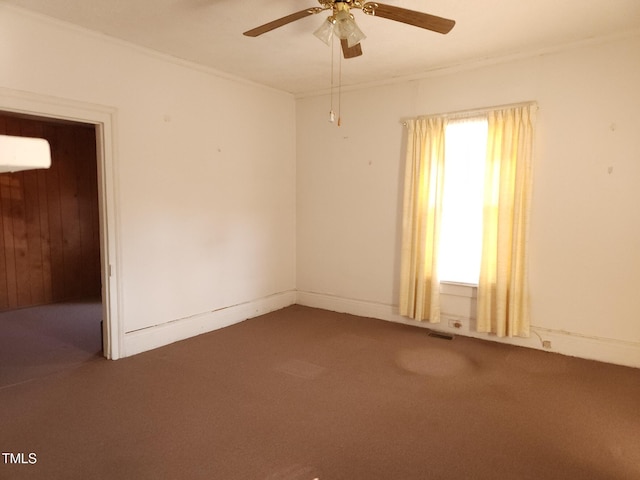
[401,101,538,126]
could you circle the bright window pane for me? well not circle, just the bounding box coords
[438,119,488,284]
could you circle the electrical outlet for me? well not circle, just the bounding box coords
[542,340,552,349]
[448,319,464,329]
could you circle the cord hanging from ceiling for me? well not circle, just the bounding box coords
[328,34,342,127]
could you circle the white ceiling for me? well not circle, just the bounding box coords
[5,0,640,95]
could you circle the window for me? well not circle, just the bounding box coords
[399,102,535,334]
[438,119,488,285]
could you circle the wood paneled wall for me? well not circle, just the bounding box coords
[0,114,101,311]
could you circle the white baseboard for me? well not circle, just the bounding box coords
[296,290,406,323]
[123,290,297,357]
[296,290,640,369]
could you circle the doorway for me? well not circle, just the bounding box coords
[0,112,104,386]
[0,87,120,366]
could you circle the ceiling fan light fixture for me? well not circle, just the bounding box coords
[334,11,357,39]
[314,10,364,48]
[344,21,366,47]
[313,17,335,46]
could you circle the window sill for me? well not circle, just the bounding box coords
[440,281,477,298]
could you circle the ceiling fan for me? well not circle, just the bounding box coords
[243,0,456,59]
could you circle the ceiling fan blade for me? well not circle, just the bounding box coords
[243,8,324,37]
[341,39,363,59]
[362,3,455,34]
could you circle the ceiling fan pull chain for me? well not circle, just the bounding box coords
[329,34,336,123]
[337,49,342,127]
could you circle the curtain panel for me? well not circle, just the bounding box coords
[477,104,536,337]
[399,117,446,323]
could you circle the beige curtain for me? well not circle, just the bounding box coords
[399,117,446,322]
[477,104,536,337]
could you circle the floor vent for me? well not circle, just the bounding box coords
[427,330,455,340]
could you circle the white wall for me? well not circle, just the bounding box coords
[0,6,297,357]
[296,34,640,367]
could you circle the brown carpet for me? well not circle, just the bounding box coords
[0,300,102,389]
[1,305,639,479]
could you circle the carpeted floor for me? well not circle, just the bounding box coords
[0,299,103,389]
[1,305,639,479]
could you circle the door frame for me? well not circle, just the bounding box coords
[0,87,122,359]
